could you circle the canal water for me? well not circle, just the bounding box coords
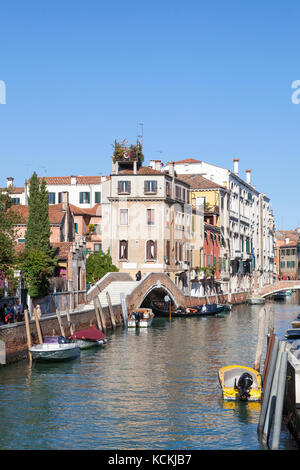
[0,295,299,450]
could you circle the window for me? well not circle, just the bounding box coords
[166,240,170,262]
[175,186,181,199]
[166,181,171,197]
[95,192,101,203]
[147,208,155,225]
[144,180,157,194]
[11,198,20,205]
[179,243,183,261]
[48,193,56,204]
[146,240,157,260]
[118,181,131,194]
[74,223,78,233]
[120,209,128,225]
[94,243,102,253]
[119,240,128,260]
[79,192,90,204]
[280,261,285,269]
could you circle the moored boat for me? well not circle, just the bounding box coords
[285,328,300,340]
[29,336,80,362]
[273,291,287,300]
[128,308,154,328]
[69,326,107,349]
[150,301,229,317]
[218,365,262,401]
[246,295,265,305]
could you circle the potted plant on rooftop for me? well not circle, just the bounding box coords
[112,139,144,163]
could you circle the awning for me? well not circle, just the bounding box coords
[70,326,106,341]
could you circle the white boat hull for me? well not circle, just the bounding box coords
[128,318,153,328]
[247,297,265,305]
[30,343,80,362]
[76,339,107,350]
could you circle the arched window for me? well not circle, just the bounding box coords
[119,240,128,260]
[146,240,157,260]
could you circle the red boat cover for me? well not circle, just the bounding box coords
[70,326,106,341]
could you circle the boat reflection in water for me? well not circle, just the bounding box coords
[220,399,261,424]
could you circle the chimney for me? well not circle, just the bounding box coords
[168,161,175,178]
[6,177,14,188]
[245,169,251,185]
[61,191,69,210]
[61,192,70,241]
[233,158,239,175]
[149,160,162,171]
[71,175,77,185]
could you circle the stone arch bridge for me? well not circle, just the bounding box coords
[86,272,200,311]
[257,280,300,298]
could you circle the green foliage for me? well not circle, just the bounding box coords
[21,172,57,298]
[19,249,56,298]
[196,266,216,278]
[25,172,51,253]
[0,188,21,275]
[86,250,118,285]
[112,140,144,163]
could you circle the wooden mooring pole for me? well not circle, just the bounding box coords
[93,296,103,331]
[271,351,288,450]
[33,307,43,345]
[56,309,65,337]
[106,292,116,329]
[66,307,74,336]
[253,306,266,372]
[24,307,32,365]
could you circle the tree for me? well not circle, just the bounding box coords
[86,250,118,285]
[0,188,22,295]
[0,188,21,275]
[25,172,51,253]
[20,172,57,298]
[19,249,56,298]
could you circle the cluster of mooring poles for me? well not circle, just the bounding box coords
[24,291,130,365]
[255,305,289,450]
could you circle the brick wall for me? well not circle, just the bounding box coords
[0,303,123,365]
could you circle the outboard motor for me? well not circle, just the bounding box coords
[235,372,253,401]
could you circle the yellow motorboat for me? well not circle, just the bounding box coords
[218,365,263,402]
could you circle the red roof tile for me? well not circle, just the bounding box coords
[12,203,66,225]
[69,204,102,216]
[26,176,104,185]
[178,174,226,190]
[174,158,202,164]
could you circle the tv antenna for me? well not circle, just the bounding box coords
[137,122,144,146]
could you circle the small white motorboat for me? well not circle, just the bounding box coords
[246,295,265,305]
[128,308,154,328]
[69,326,107,350]
[29,336,80,362]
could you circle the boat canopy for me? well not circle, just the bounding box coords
[70,326,106,341]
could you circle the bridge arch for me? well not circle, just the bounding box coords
[257,280,300,298]
[138,281,180,308]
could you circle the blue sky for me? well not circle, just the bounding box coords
[0,0,299,229]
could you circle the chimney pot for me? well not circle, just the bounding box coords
[6,177,14,188]
[245,169,251,184]
[233,158,239,175]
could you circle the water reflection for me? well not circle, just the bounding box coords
[0,298,298,449]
